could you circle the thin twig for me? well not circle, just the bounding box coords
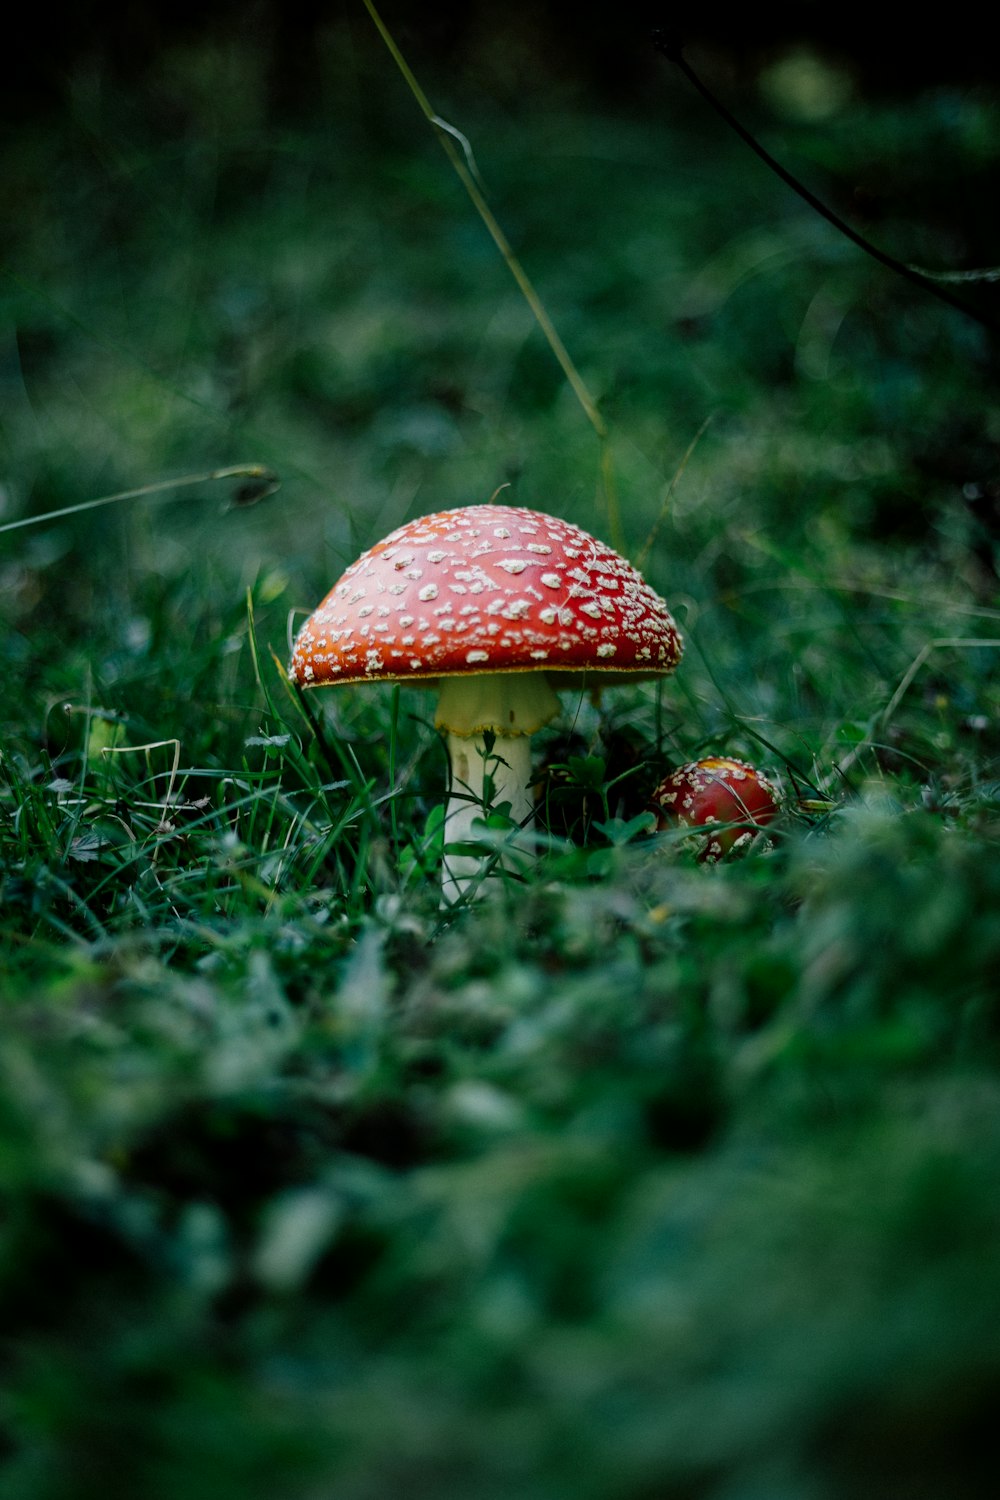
[652,31,998,338]
[361,0,624,548]
[636,413,714,571]
[881,637,999,726]
[0,465,279,536]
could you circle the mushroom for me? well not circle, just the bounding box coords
[651,756,781,862]
[290,505,683,901]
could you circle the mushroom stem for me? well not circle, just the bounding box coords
[441,730,535,904]
[434,672,559,905]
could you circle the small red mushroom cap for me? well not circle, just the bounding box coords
[289,505,682,689]
[651,757,781,862]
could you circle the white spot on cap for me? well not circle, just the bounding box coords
[497,558,527,575]
[466,650,490,664]
[597,642,616,658]
[418,583,439,602]
[541,573,561,589]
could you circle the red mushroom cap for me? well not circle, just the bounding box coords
[651,756,781,861]
[290,505,683,689]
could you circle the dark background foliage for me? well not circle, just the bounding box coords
[3,3,1000,1497]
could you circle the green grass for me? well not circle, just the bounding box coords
[2,25,1000,1498]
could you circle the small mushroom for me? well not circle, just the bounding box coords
[290,504,683,901]
[651,756,780,862]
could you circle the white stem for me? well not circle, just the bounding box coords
[441,731,535,904]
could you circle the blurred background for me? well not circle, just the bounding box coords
[4,11,1000,1500]
[5,0,999,766]
[12,0,1000,113]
